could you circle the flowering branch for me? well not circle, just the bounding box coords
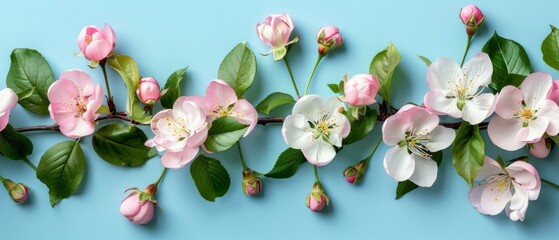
[15,112,148,133]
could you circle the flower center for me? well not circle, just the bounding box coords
[85,35,92,45]
[513,106,538,127]
[166,116,190,141]
[486,174,512,201]
[403,128,432,157]
[446,70,485,110]
[316,121,331,135]
[213,105,231,117]
[74,97,88,117]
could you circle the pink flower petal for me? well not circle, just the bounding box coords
[161,147,199,168]
[520,72,552,109]
[120,192,141,218]
[205,80,238,111]
[382,109,413,146]
[132,201,154,224]
[488,115,526,151]
[494,86,523,119]
[507,161,540,200]
[85,39,113,61]
[476,156,504,181]
[103,23,116,46]
[480,176,512,215]
[516,117,548,143]
[383,146,415,182]
[230,99,258,137]
[60,69,95,96]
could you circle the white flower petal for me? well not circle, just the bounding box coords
[506,182,529,222]
[302,138,336,166]
[520,72,552,109]
[488,115,526,151]
[427,125,455,152]
[408,155,438,187]
[462,93,495,125]
[494,86,523,119]
[409,106,440,133]
[427,57,462,91]
[517,117,548,143]
[469,181,489,214]
[462,52,493,96]
[382,111,412,146]
[292,95,325,122]
[281,114,314,149]
[507,161,541,200]
[476,156,505,181]
[480,177,512,215]
[538,100,559,136]
[424,90,461,118]
[383,146,415,182]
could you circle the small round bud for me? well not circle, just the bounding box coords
[136,77,161,105]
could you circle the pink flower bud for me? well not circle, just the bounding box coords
[306,182,329,212]
[317,26,344,56]
[256,14,298,61]
[2,178,29,204]
[344,74,380,106]
[529,138,552,159]
[120,185,157,225]
[242,169,262,196]
[78,23,116,61]
[136,77,161,105]
[548,80,559,105]
[343,160,367,184]
[459,5,485,36]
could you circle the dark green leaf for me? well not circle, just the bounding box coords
[343,108,377,145]
[36,140,85,207]
[265,148,306,178]
[452,122,484,188]
[255,92,295,114]
[107,54,151,123]
[482,32,532,92]
[369,42,401,104]
[161,67,188,109]
[218,42,257,97]
[0,124,33,160]
[396,151,442,199]
[542,25,559,71]
[417,55,432,66]
[6,48,55,114]
[204,117,248,152]
[190,155,230,202]
[327,84,340,94]
[92,123,157,167]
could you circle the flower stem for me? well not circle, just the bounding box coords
[304,55,324,95]
[459,35,473,67]
[282,57,301,98]
[314,165,320,182]
[99,60,116,113]
[365,137,383,164]
[542,178,559,190]
[22,158,37,172]
[237,142,248,170]
[154,168,168,187]
[0,176,5,183]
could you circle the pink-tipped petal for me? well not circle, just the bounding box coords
[520,72,552,109]
[488,115,525,151]
[205,80,238,110]
[230,99,258,137]
[85,40,113,61]
[475,156,504,181]
[161,147,199,169]
[494,86,523,119]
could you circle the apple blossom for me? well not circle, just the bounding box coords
[183,80,258,138]
[306,182,329,212]
[344,74,380,106]
[120,185,158,225]
[317,26,344,56]
[282,95,350,166]
[468,156,540,222]
[256,14,299,61]
[136,77,161,105]
[48,70,103,138]
[382,105,455,187]
[1,177,29,204]
[424,52,495,125]
[0,88,18,132]
[145,98,208,168]
[488,72,559,151]
[78,23,116,61]
[459,5,485,36]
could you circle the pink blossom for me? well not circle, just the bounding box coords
[48,70,103,138]
[488,72,559,151]
[145,98,208,168]
[120,191,154,225]
[136,77,161,105]
[459,5,485,36]
[344,74,380,106]
[468,156,540,222]
[317,26,344,55]
[0,88,18,132]
[78,23,116,61]
[256,14,298,61]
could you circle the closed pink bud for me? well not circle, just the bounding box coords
[459,5,485,36]
[306,182,329,212]
[242,169,262,196]
[137,77,161,105]
[529,138,552,159]
[317,26,344,56]
[344,74,380,106]
[120,185,158,225]
[256,14,298,61]
[2,178,29,204]
[548,80,559,105]
[78,23,116,61]
[343,160,367,184]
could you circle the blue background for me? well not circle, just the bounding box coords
[2,0,559,239]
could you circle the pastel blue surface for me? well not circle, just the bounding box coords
[2,0,559,239]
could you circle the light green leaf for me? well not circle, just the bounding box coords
[255,92,295,114]
[6,48,55,115]
[96,105,110,114]
[190,155,230,202]
[218,42,257,97]
[482,32,532,92]
[0,124,33,160]
[395,151,442,199]
[542,25,559,71]
[369,42,401,104]
[452,122,485,188]
[36,140,85,207]
[417,55,432,67]
[203,117,248,152]
[161,67,188,109]
[92,123,157,167]
[265,148,306,178]
[107,54,151,123]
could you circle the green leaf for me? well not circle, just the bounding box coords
[92,123,157,167]
[218,42,257,97]
[107,54,151,123]
[542,25,559,71]
[396,151,442,199]
[327,84,340,94]
[482,32,532,92]
[452,122,485,188]
[369,42,401,104]
[550,135,559,146]
[6,48,55,115]
[161,67,188,109]
[190,155,230,202]
[417,55,432,66]
[342,108,377,145]
[204,117,248,152]
[0,124,33,160]
[265,148,306,178]
[96,105,110,114]
[255,92,295,114]
[36,140,86,207]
